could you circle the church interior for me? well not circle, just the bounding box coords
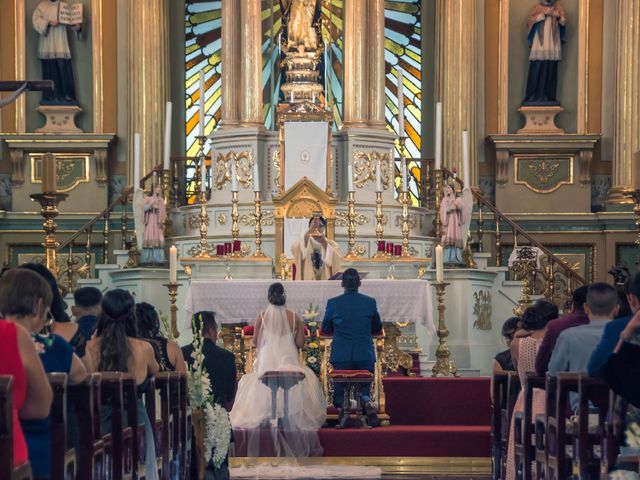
[1,0,640,478]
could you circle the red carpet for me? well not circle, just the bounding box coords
[233,376,491,457]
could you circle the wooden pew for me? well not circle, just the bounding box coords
[178,373,192,480]
[492,371,512,480]
[534,374,557,479]
[142,376,163,477]
[501,371,521,478]
[546,372,580,480]
[168,373,181,479]
[155,372,174,480]
[67,374,106,480]
[122,375,152,480]
[0,376,32,480]
[574,375,610,479]
[47,373,76,480]
[513,373,546,480]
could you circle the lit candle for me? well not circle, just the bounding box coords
[435,102,442,170]
[397,67,405,137]
[462,129,470,187]
[375,161,382,192]
[436,244,444,283]
[253,161,260,192]
[401,158,408,193]
[163,101,172,170]
[169,245,177,283]
[199,70,205,137]
[200,157,207,192]
[133,132,141,189]
[230,161,238,191]
[291,91,295,103]
[347,163,354,192]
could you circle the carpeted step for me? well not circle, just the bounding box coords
[383,377,490,426]
[319,425,491,457]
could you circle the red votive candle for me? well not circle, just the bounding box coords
[394,245,402,257]
[233,239,241,252]
[386,242,393,254]
[224,242,232,255]
[377,240,385,252]
[216,244,224,256]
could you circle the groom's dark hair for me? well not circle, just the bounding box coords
[196,311,217,335]
[342,268,360,292]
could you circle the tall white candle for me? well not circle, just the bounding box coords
[200,157,207,192]
[347,163,354,192]
[324,38,329,97]
[169,245,177,283]
[253,161,260,192]
[401,158,408,193]
[435,244,444,283]
[397,67,405,137]
[133,132,141,188]
[199,70,205,137]
[435,102,442,170]
[230,161,238,191]
[462,129,470,187]
[163,101,172,170]
[375,161,382,192]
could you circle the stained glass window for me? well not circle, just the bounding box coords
[320,0,344,130]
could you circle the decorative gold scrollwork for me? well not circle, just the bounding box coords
[188,212,209,229]
[353,151,391,189]
[395,213,417,229]
[273,149,281,195]
[473,290,493,330]
[217,213,227,225]
[214,151,254,190]
[239,210,275,226]
[335,211,370,227]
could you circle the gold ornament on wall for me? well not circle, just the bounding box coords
[335,211,370,227]
[214,151,254,190]
[240,210,275,226]
[353,151,391,189]
[217,213,227,225]
[473,290,492,330]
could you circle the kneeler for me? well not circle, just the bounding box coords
[330,370,375,429]
[259,371,306,427]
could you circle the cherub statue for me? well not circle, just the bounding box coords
[282,0,318,51]
[439,177,472,266]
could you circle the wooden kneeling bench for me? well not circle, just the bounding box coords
[259,371,306,427]
[330,370,375,429]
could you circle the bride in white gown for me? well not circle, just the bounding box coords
[230,282,327,457]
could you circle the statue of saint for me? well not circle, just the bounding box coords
[291,214,343,280]
[32,0,82,105]
[440,182,472,266]
[141,183,167,264]
[284,0,318,51]
[523,0,566,105]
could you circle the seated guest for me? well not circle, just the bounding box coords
[0,270,53,470]
[71,286,102,341]
[535,285,589,375]
[136,302,186,373]
[588,272,639,377]
[491,316,519,403]
[182,311,236,410]
[506,300,558,480]
[322,268,383,427]
[87,289,159,480]
[548,282,618,408]
[20,263,93,370]
[1,268,85,479]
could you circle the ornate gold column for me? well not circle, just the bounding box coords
[221,0,241,127]
[343,0,368,126]
[239,0,263,127]
[607,0,640,205]
[128,0,170,180]
[368,0,386,128]
[435,0,479,185]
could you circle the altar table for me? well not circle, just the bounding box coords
[183,279,435,332]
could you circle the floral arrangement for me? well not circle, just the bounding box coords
[158,311,174,341]
[626,421,640,449]
[187,314,231,472]
[302,303,322,376]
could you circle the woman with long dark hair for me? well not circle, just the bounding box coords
[87,289,159,480]
[135,302,186,373]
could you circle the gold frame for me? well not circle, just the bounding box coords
[30,153,91,193]
[513,154,574,194]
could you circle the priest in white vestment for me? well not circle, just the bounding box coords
[291,215,343,280]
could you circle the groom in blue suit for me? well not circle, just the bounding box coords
[322,268,383,426]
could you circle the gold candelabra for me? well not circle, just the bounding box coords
[626,190,640,245]
[400,190,412,257]
[161,168,174,238]
[252,191,268,258]
[30,192,68,274]
[344,191,359,260]
[432,281,458,377]
[162,282,182,339]
[124,230,141,268]
[433,169,443,240]
[230,190,241,257]
[373,191,386,258]
[196,135,207,193]
[192,190,213,258]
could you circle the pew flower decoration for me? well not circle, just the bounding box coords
[187,314,231,474]
[302,303,322,376]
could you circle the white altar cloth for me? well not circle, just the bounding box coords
[183,279,434,332]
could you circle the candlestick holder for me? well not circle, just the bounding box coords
[432,281,458,377]
[124,230,141,268]
[252,191,269,258]
[30,192,69,274]
[224,255,233,280]
[161,169,174,238]
[230,190,241,257]
[386,253,396,280]
[433,169,443,240]
[344,191,359,260]
[373,191,386,258]
[195,135,207,193]
[625,190,640,245]
[191,190,214,258]
[400,190,412,257]
[162,282,182,339]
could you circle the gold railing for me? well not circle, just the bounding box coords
[441,167,585,310]
[55,167,161,292]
